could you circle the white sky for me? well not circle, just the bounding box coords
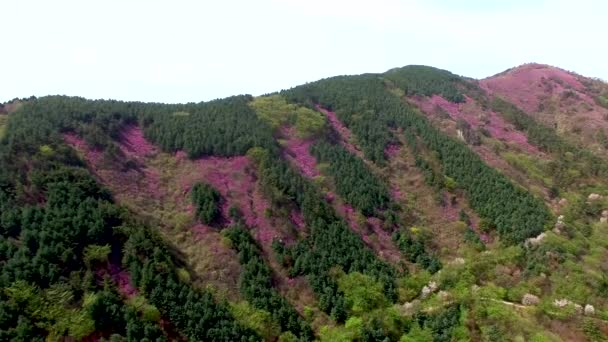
[2,0,607,103]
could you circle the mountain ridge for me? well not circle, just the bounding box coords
[1,63,608,341]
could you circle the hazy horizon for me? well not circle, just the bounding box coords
[3,0,607,103]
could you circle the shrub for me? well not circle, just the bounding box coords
[191,182,221,224]
[337,272,389,316]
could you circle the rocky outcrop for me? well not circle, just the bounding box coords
[421,281,438,298]
[525,232,546,246]
[521,294,540,306]
[554,215,566,234]
[601,210,608,223]
[553,299,595,316]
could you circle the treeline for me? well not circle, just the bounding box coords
[191,182,221,224]
[282,74,396,164]
[405,129,444,191]
[384,65,467,103]
[5,95,277,160]
[225,225,313,340]
[5,96,138,153]
[142,95,277,157]
[249,148,398,321]
[123,226,259,341]
[283,74,550,243]
[310,140,390,216]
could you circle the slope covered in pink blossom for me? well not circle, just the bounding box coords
[481,63,585,113]
[481,63,608,154]
[316,106,362,156]
[177,153,296,246]
[65,127,244,298]
[328,194,402,265]
[277,109,405,265]
[64,131,163,201]
[104,264,139,298]
[411,95,540,154]
[63,132,103,165]
[383,133,488,257]
[281,126,319,179]
[66,125,303,297]
[119,125,158,160]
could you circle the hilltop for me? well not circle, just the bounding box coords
[1,63,608,341]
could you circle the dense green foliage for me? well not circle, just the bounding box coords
[393,231,442,274]
[283,74,395,164]
[384,65,466,103]
[89,288,166,341]
[250,148,398,321]
[123,226,260,341]
[5,95,276,159]
[310,141,390,216]
[0,160,168,340]
[225,225,313,340]
[284,74,550,243]
[0,102,260,340]
[142,95,277,157]
[414,305,462,341]
[191,182,221,224]
[5,96,136,152]
[336,272,389,316]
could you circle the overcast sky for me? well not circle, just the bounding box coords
[2,0,606,103]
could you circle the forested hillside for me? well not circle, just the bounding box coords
[2,63,608,341]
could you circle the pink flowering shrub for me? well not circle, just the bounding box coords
[384,143,400,158]
[65,127,164,200]
[290,210,305,230]
[414,95,540,153]
[316,106,361,155]
[184,154,294,245]
[119,125,158,159]
[331,201,401,265]
[481,63,585,113]
[63,132,104,165]
[482,64,608,141]
[97,264,138,298]
[281,126,320,178]
[442,193,460,222]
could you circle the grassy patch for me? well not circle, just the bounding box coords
[229,301,281,341]
[595,95,608,109]
[250,95,326,138]
[0,114,8,140]
[502,152,552,186]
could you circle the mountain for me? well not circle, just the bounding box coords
[1,64,608,341]
[481,63,608,156]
